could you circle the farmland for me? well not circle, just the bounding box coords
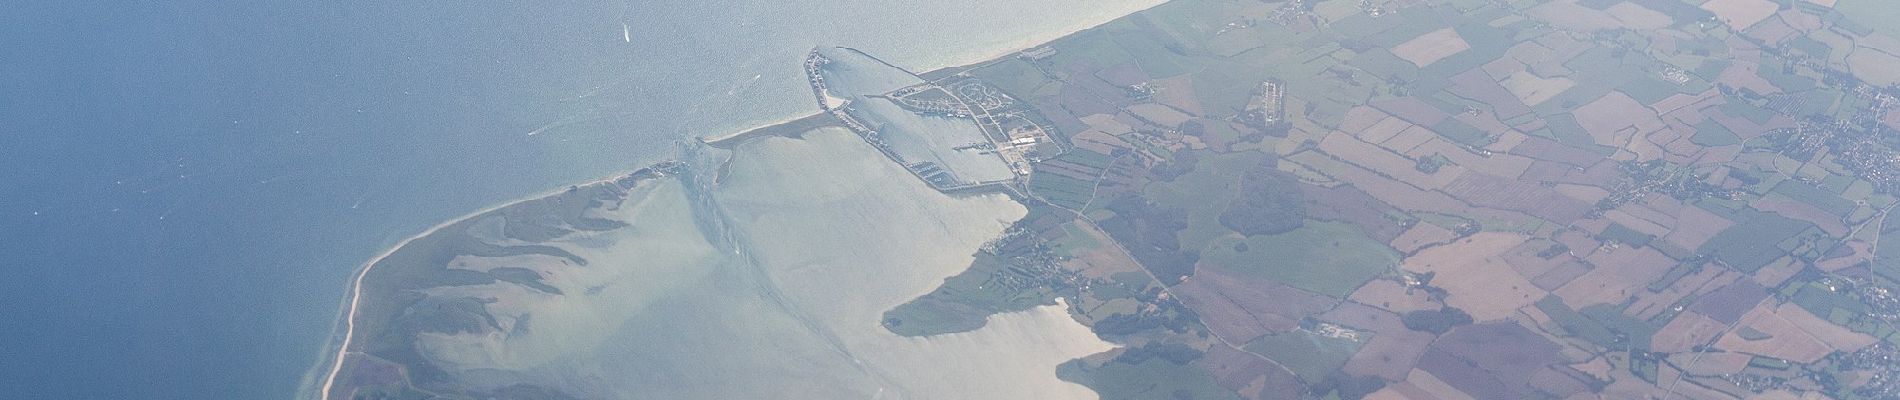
[904,0,1900,399]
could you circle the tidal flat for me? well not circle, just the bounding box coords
[323,127,1111,399]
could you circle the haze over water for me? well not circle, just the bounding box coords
[0,0,1158,398]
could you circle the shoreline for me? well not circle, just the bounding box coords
[308,171,648,400]
[305,2,1171,397]
[698,111,836,148]
[900,0,1167,75]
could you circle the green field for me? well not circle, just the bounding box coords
[1535,296,1622,349]
[1244,329,1366,382]
[1198,220,1399,297]
[1699,211,1811,273]
[1597,223,1655,247]
[1689,120,1740,146]
[1030,149,1119,210]
[881,250,1059,336]
[1771,180,1857,217]
[1144,150,1271,251]
[1063,357,1240,400]
[1837,0,1900,37]
[1031,171,1101,211]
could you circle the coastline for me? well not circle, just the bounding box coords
[304,2,1171,398]
[698,111,836,148]
[306,171,651,400]
[898,0,1166,74]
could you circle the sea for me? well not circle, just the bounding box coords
[0,0,1158,398]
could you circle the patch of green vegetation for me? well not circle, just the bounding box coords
[1049,222,1103,257]
[1736,326,1773,341]
[1789,36,1833,62]
[1348,48,1420,84]
[1244,329,1366,382]
[970,58,1056,99]
[1192,67,1265,118]
[1536,296,1621,348]
[1720,98,1777,125]
[1618,76,1679,106]
[1200,221,1399,297]
[1631,351,1661,383]
[1048,30,1138,70]
[1598,223,1656,247]
[1689,119,1740,146]
[1362,11,1450,49]
[1789,283,1871,318]
[1749,356,1793,371]
[1580,303,1668,351]
[1098,195,1200,286]
[1648,261,1706,292]
[1693,59,1732,81]
[1820,173,1858,194]
[1060,347,1242,400]
[1032,172,1100,211]
[1542,114,1608,153]
[1771,180,1857,217]
[1111,271,1153,288]
[1064,147,1119,170]
[1536,52,1629,116]
[1430,118,1494,147]
[1837,0,1900,37]
[1311,372,1387,400]
[1756,64,1817,93]
[1699,212,1811,273]
[1879,254,1900,282]
[1415,153,1452,174]
[1107,25,1193,80]
[1402,306,1475,335]
[1878,214,1900,281]
[881,247,1061,336]
[1032,149,1119,210]
[1219,157,1307,236]
[1145,150,1270,252]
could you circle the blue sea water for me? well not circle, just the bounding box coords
[0,0,1156,398]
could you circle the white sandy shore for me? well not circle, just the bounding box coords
[305,2,1168,398]
[696,111,822,144]
[900,0,1167,74]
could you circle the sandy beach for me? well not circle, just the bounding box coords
[900,0,1166,74]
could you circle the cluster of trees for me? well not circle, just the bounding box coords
[1219,156,1307,236]
[1100,195,1200,285]
[1311,371,1387,400]
[1113,342,1205,365]
[1091,310,1197,336]
[1401,306,1474,334]
[1149,150,1200,182]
